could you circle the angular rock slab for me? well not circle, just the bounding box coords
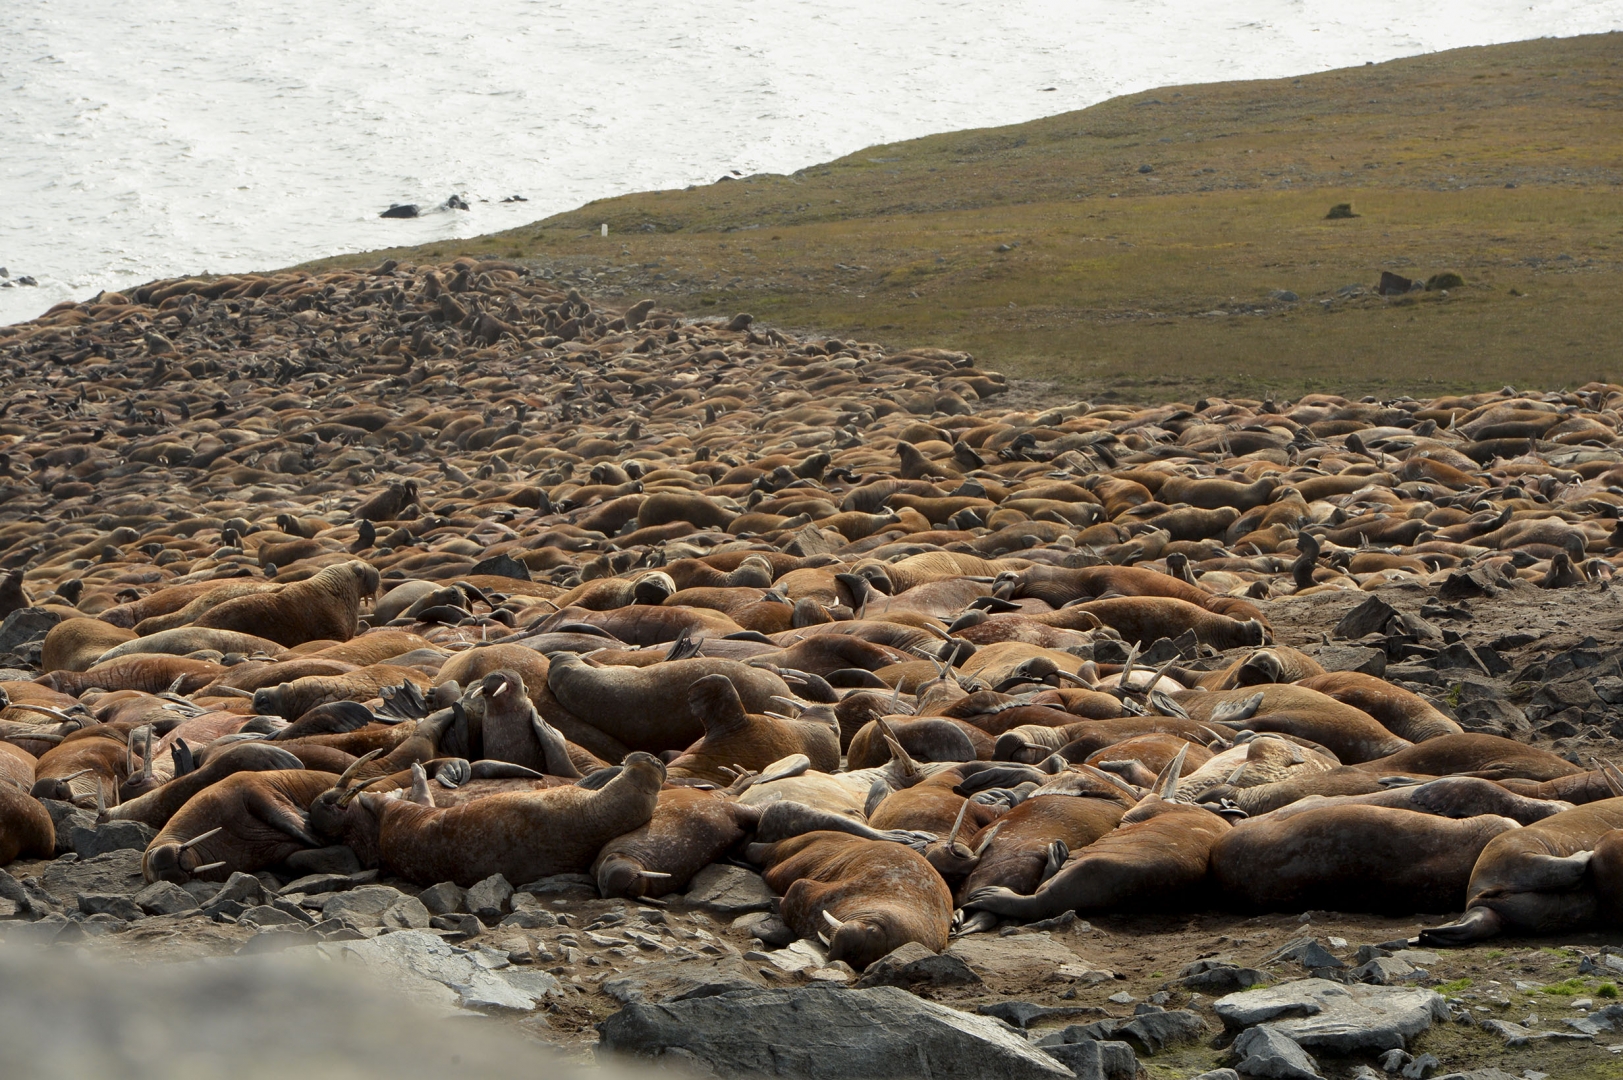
[317,929,560,1012]
[1232,1025,1323,1079]
[1215,979,1447,1053]
[598,985,1074,1078]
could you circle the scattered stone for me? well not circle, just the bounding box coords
[416,881,465,916]
[853,942,980,989]
[1263,937,1345,970]
[734,910,795,947]
[1478,1017,1591,1047]
[320,885,405,928]
[1380,1048,1411,1072]
[1310,644,1386,677]
[382,896,431,929]
[516,873,598,901]
[597,985,1075,1078]
[211,872,267,908]
[69,820,156,860]
[278,872,359,898]
[133,881,199,918]
[1566,1002,1623,1035]
[1047,1008,1207,1055]
[0,608,59,655]
[465,874,513,924]
[1334,596,1400,640]
[1215,979,1448,1053]
[1231,1024,1323,1079]
[977,1001,1108,1030]
[1034,1038,1137,1080]
[681,864,775,915]
[1354,957,1417,985]
[318,929,560,1011]
[1182,959,1267,992]
[604,957,764,1005]
[429,913,481,937]
[948,932,1105,985]
[39,800,95,856]
[76,893,141,921]
[39,849,144,905]
[1401,1053,1440,1079]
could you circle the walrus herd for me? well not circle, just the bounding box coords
[4,257,1623,988]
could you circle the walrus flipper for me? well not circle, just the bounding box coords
[1418,905,1505,946]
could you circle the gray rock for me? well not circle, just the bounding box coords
[977,1001,1108,1030]
[1477,1018,1591,1047]
[1310,645,1386,677]
[1379,1048,1410,1072]
[947,932,1109,983]
[465,873,513,924]
[681,863,775,914]
[1192,1072,1241,1080]
[1181,959,1266,992]
[429,913,481,937]
[0,608,59,655]
[239,905,304,930]
[1046,1008,1206,1055]
[603,957,764,1005]
[70,820,156,860]
[212,872,267,907]
[281,845,362,877]
[39,849,143,905]
[3,913,70,945]
[1036,1039,1137,1080]
[1565,1002,1623,1034]
[133,880,200,917]
[1215,979,1448,1053]
[1428,1072,1520,1080]
[1401,1053,1439,1079]
[382,896,431,930]
[320,885,405,928]
[515,873,597,901]
[315,929,561,1011]
[1353,957,1416,985]
[1334,596,1399,640]
[734,910,795,946]
[39,800,95,856]
[237,928,314,954]
[77,893,141,921]
[1263,937,1344,970]
[1232,1025,1323,1079]
[597,984,1074,1078]
[853,942,980,989]
[278,872,357,898]
[416,881,465,915]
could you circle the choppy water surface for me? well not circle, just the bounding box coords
[3,1,1620,324]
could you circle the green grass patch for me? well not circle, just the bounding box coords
[299,34,1623,401]
[1599,982,1619,999]
[1434,977,1474,996]
[1541,978,1589,996]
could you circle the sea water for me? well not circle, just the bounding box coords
[2,0,1620,325]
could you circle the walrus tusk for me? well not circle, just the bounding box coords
[8,703,80,723]
[1599,759,1623,798]
[822,910,845,931]
[1154,744,1189,801]
[491,680,509,698]
[944,799,971,849]
[1052,669,1088,686]
[336,747,385,789]
[973,822,1003,856]
[189,861,227,875]
[210,686,255,698]
[179,827,224,851]
[636,871,672,880]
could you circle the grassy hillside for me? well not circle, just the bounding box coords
[303,34,1623,401]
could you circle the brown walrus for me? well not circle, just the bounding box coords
[309,750,665,887]
[193,561,380,647]
[753,830,954,970]
[143,768,338,883]
[1211,803,1520,914]
[663,675,840,784]
[593,786,760,898]
[0,782,54,865]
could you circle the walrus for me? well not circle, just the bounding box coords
[1356,733,1583,783]
[1265,775,1573,826]
[663,675,840,784]
[753,830,954,970]
[40,656,223,697]
[308,750,666,887]
[95,627,289,665]
[40,618,138,673]
[1069,596,1266,650]
[108,742,306,828]
[193,561,380,647]
[847,717,989,769]
[0,782,54,865]
[1421,795,1623,945]
[543,653,792,753]
[1175,684,1410,765]
[1295,671,1463,743]
[1211,804,1520,914]
[143,768,338,883]
[957,778,1133,901]
[465,669,589,777]
[593,786,760,898]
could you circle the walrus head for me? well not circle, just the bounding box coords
[819,910,906,972]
